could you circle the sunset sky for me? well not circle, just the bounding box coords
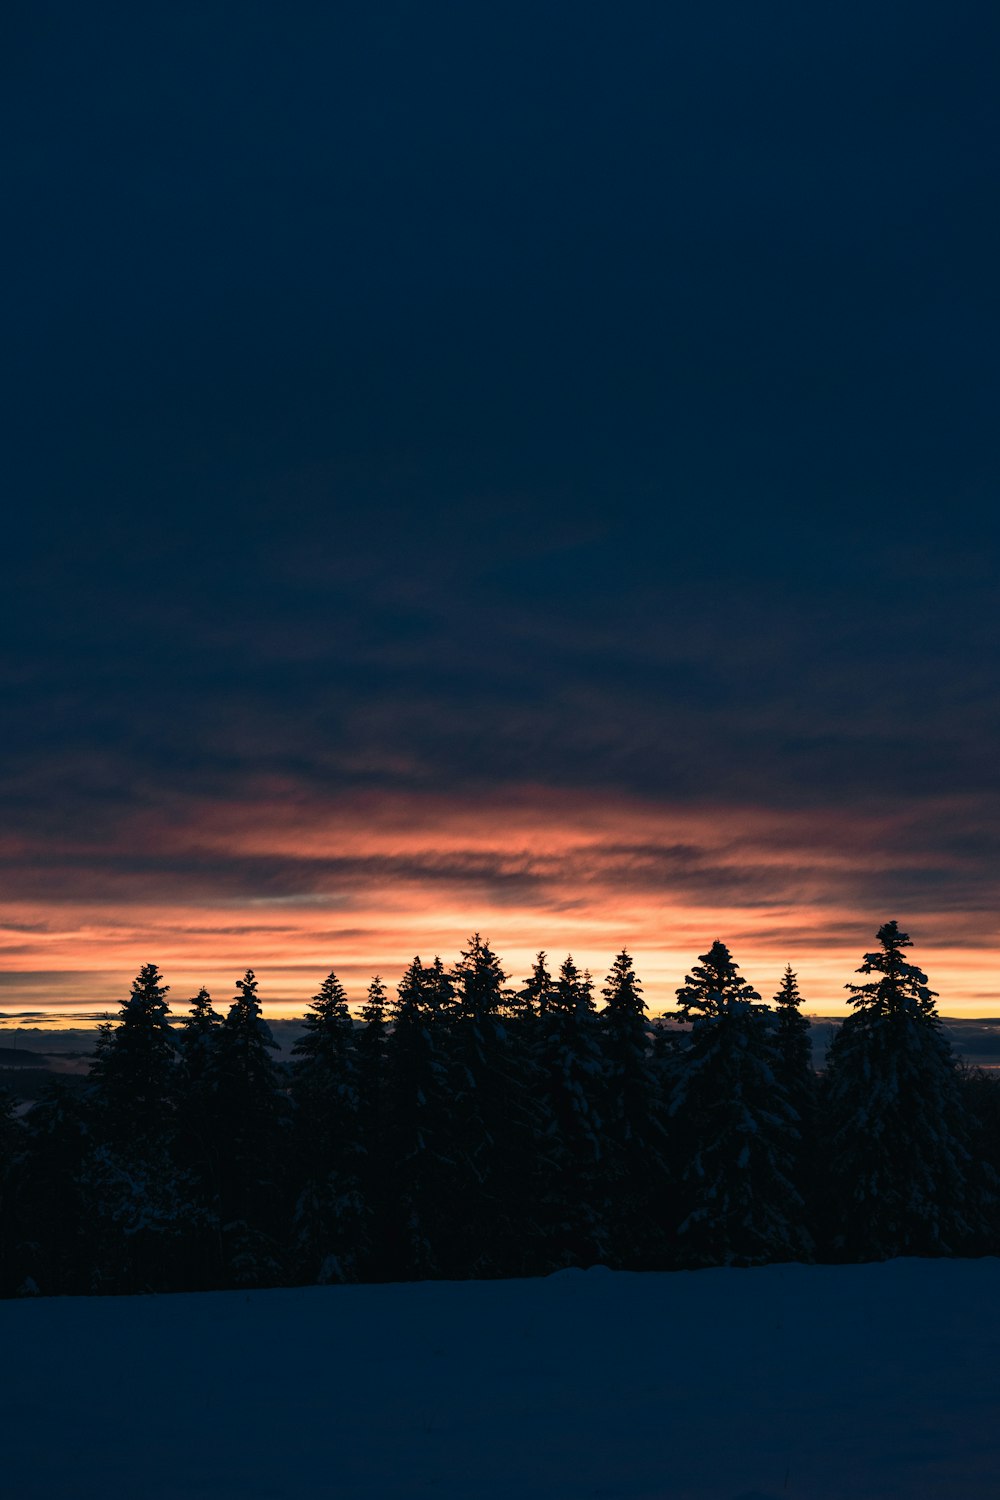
[4,4,999,1021]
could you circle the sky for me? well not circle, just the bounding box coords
[3,2,999,1021]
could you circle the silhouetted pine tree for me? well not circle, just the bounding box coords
[446,933,540,1276]
[356,976,389,1140]
[822,921,984,1259]
[521,952,556,1018]
[289,970,365,1282]
[214,970,287,1285]
[173,987,225,1288]
[772,966,813,1100]
[599,950,669,1267]
[385,956,457,1277]
[771,965,815,1230]
[88,963,176,1146]
[178,986,221,1090]
[83,964,198,1292]
[669,942,808,1266]
[537,954,609,1266]
[355,976,390,1276]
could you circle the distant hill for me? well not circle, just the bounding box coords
[0,1046,49,1067]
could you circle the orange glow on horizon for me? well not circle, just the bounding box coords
[1,785,998,1024]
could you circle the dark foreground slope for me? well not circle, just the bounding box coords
[2,1259,1000,1499]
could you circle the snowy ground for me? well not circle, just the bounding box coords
[3,1258,1000,1499]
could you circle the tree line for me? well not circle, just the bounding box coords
[1,920,998,1296]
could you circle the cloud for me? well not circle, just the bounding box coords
[0,783,997,1016]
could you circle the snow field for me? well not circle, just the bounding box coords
[3,1257,1000,1499]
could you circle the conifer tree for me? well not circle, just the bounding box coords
[674,940,760,1021]
[600,950,654,1149]
[520,951,556,1017]
[214,970,287,1285]
[446,933,540,1276]
[772,965,813,1100]
[88,962,176,1145]
[537,954,609,1266]
[355,976,390,1276]
[669,942,808,1266]
[178,986,221,1090]
[289,970,365,1282]
[384,956,457,1277]
[83,964,197,1292]
[356,976,389,1143]
[822,921,983,1259]
[771,965,815,1227]
[599,950,669,1266]
[173,986,225,1288]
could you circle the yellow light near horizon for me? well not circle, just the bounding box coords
[1,787,998,1023]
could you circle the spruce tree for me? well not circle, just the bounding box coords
[289,970,365,1282]
[669,942,808,1266]
[173,987,225,1288]
[178,986,222,1090]
[772,965,813,1101]
[771,965,815,1229]
[83,964,197,1292]
[355,976,390,1276]
[674,940,760,1021]
[520,951,556,1017]
[384,956,456,1277]
[446,933,539,1276]
[356,976,389,1142]
[214,970,287,1285]
[88,962,176,1146]
[599,950,669,1267]
[537,954,609,1267]
[822,921,983,1259]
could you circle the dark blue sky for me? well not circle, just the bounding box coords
[3,3,999,1009]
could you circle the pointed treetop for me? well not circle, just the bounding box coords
[773,965,803,1010]
[308,970,351,1020]
[185,986,219,1025]
[124,962,170,1015]
[224,969,278,1049]
[361,975,388,1026]
[521,952,555,1015]
[846,920,939,1017]
[394,955,454,1021]
[602,949,646,1017]
[551,955,596,1017]
[674,939,760,1022]
[452,933,507,1018]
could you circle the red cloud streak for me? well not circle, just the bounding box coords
[1,784,998,1021]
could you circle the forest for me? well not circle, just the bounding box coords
[1,921,998,1297]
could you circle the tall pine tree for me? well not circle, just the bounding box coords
[83,964,197,1292]
[214,970,287,1285]
[822,921,983,1259]
[669,942,808,1266]
[599,950,669,1267]
[446,933,539,1277]
[537,954,609,1267]
[88,962,176,1146]
[289,970,365,1282]
[384,956,457,1277]
[355,976,390,1277]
